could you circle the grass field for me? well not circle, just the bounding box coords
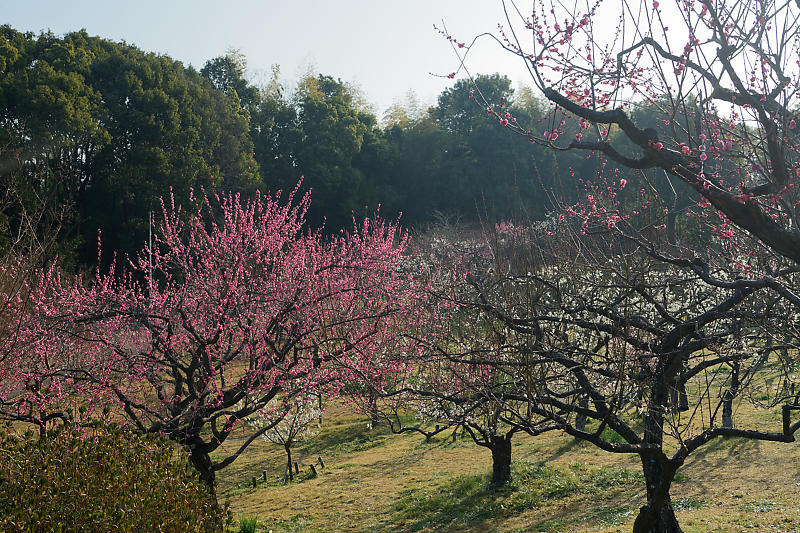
[215,403,800,533]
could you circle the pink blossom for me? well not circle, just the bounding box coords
[11,183,426,480]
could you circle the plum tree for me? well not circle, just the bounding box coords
[0,184,421,492]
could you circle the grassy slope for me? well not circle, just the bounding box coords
[217,401,800,533]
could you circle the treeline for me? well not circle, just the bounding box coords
[0,26,597,265]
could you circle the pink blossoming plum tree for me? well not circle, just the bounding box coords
[0,184,421,492]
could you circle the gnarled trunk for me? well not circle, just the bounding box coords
[669,380,689,412]
[633,456,682,533]
[575,394,589,432]
[188,446,216,497]
[368,389,379,429]
[489,433,512,484]
[634,389,682,533]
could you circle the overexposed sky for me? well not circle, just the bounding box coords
[1,0,534,116]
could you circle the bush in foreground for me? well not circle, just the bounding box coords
[0,422,230,532]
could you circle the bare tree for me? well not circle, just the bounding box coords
[438,1,800,530]
[247,397,321,483]
[458,221,799,533]
[367,220,559,485]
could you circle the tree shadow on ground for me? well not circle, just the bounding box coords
[676,436,762,500]
[383,461,643,532]
[386,473,510,532]
[295,418,394,456]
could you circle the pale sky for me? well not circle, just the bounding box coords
[1,0,533,117]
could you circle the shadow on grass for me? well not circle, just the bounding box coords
[683,435,761,482]
[295,418,394,456]
[677,435,762,501]
[384,461,643,532]
[543,436,583,463]
[692,434,761,459]
[388,474,509,532]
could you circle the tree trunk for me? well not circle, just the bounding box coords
[722,361,740,428]
[368,389,379,429]
[188,447,216,496]
[575,394,588,432]
[669,380,689,412]
[489,434,512,484]
[634,385,682,533]
[666,210,677,248]
[285,443,294,481]
[633,456,682,533]
[754,336,772,372]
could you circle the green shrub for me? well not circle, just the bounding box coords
[0,422,230,532]
[237,516,259,533]
[600,426,628,444]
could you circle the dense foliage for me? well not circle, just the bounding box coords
[0,422,229,532]
[0,26,256,264]
[0,26,601,268]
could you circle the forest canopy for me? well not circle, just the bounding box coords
[0,25,595,266]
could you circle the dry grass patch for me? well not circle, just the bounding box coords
[217,399,800,532]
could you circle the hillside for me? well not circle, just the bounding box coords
[218,404,800,532]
